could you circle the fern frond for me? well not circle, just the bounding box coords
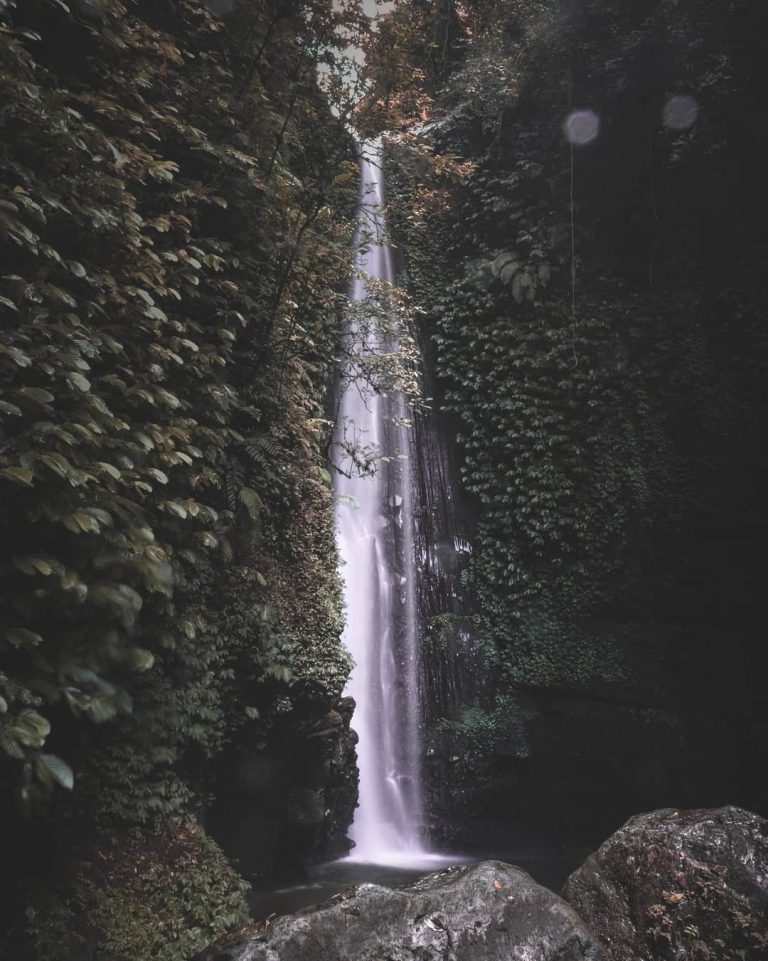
[238,487,264,521]
[242,435,283,466]
[224,456,245,511]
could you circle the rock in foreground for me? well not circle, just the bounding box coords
[195,860,604,961]
[562,806,768,960]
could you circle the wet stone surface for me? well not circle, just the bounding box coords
[562,806,768,961]
[195,860,604,961]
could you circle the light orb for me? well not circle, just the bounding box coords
[663,94,699,131]
[564,110,601,146]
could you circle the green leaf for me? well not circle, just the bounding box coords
[0,295,19,312]
[195,531,218,549]
[491,251,516,277]
[2,345,31,366]
[91,584,143,628]
[133,432,155,451]
[11,27,42,41]
[97,462,122,480]
[17,387,54,405]
[17,709,51,742]
[156,387,180,408]
[500,261,517,285]
[85,697,119,723]
[0,467,34,486]
[4,628,43,648]
[239,487,263,520]
[40,453,75,481]
[85,507,113,528]
[129,648,155,672]
[66,372,91,392]
[14,556,55,576]
[61,570,82,591]
[0,730,25,760]
[162,501,187,519]
[267,664,293,683]
[37,753,74,790]
[63,511,100,534]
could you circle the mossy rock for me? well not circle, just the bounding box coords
[25,817,249,961]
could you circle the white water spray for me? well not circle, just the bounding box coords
[334,142,432,865]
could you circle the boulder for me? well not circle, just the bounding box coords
[195,860,604,961]
[562,806,768,961]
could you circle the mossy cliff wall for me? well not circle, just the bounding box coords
[0,1,359,957]
[382,0,768,855]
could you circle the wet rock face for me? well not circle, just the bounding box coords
[208,696,358,879]
[562,806,768,961]
[195,860,605,961]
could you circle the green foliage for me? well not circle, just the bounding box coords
[381,0,768,798]
[0,0,357,807]
[27,817,250,961]
[0,0,364,954]
[437,694,534,779]
[356,0,466,132]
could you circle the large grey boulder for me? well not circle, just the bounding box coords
[195,860,604,961]
[562,806,768,961]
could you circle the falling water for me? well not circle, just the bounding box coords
[334,142,429,864]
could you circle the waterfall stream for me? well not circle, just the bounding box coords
[334,142,430,864]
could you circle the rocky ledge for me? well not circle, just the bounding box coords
[196,806,767,961]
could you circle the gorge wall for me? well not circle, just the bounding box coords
[375,0,768,859]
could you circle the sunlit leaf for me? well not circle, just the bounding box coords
[37,753,74,790]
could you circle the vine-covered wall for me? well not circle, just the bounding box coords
[381,0,768,854]
[0,1,361,957]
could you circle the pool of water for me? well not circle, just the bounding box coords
[247,849,576,921]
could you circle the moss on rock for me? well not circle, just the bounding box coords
[27,817,249,961]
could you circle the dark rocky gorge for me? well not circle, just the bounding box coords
[197,806,768,961]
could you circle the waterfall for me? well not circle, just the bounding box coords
[333,142,428,864]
